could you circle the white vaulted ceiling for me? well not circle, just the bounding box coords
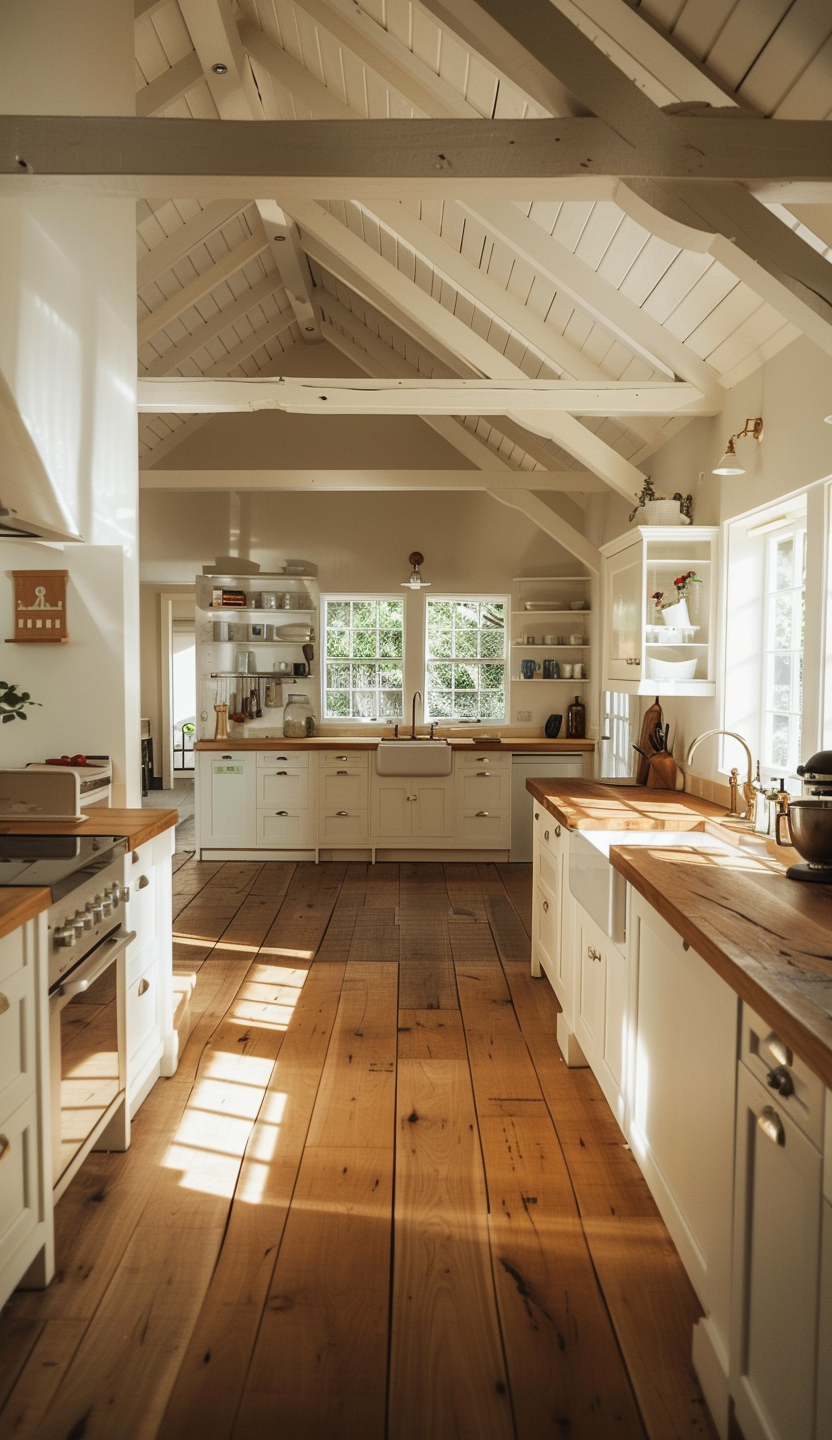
[133,0,832,514]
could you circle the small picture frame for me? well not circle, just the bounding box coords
[249,623,265,639]
[8,569,69,643]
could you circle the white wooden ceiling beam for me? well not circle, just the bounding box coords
[176,0,262,121]
[137,200,247,290]
[138,232,269,347]
[364,199,664,449]
[241,24,360,121]
[4,116,832,195]
[462,200,723,402]
[489,489,601,572]
[142,272,288,377]
[139,466,605,491]
[137,375,711,416]
[255,200,322,343]
[319,305,586,489]
[291,201,647,494]
[135,52,205,118]
[435,0,832,351]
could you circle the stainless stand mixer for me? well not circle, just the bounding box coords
[775,750,832,882]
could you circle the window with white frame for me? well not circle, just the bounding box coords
[724,501,807,782]
[424,597,507,721]
[322,597,404,720]
[762,522,806,771]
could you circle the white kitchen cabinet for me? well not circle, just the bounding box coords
[318,751,369,852]
[370,774,454,845]
[454,749,510,849]
[125,826,176,1107]
[730,1004,826,1440]
[197,750,257,849]
[627,891,737,1433]
[0,915,53,1307]
[818,1195,832,1440]
[600,526,718,695]
[531,810,585,1064]
[573,901,627,1121]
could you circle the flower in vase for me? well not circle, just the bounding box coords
[672,571,701,599]
[650,590,665,610]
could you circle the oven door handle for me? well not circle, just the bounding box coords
[49,929,137,1014]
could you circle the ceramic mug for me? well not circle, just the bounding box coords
[543,633,556,645]
[522,634,536,645]
[569,633,584,646]
[561,663,573,679]
[573,662,584,679]
[543,659,559,679]
[520,659,540,679]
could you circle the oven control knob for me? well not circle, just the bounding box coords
[75,910,93,931]
[104,885,119,908]
[54,925,79,947]
[87,899,105,924]
[100,897,113,917]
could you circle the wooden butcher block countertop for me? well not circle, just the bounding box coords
[526,778,728,829]
[0,808,178,847]
[0,887,52,940]
[196,736,595,752]
[526,779,832,1089]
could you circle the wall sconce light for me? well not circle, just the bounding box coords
[712,417,764,475]
[401,552,431,589]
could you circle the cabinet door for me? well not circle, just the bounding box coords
[817,1198,832,1440]
[319,768,367,811]
[456,766,509,810]
[628,895,736,1352]
[257,768,308,809]
[731,1063,822,1440]
[605,542,643,684]
[411,778,454,838]
[198,753,256,847]
[371,779,412,839]
[576,907,605,1065]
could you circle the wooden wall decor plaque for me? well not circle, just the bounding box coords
[7,569,69,643]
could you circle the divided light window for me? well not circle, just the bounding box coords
[425,598,506,721]
[322,598,404,720]
[763,523,806,771]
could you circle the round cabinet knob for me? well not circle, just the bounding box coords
[554,825,561,838]
[544,830,550,841]
[766,1065,795,1098]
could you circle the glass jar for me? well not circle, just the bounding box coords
[283,692,314,737]
[566,694,586,739]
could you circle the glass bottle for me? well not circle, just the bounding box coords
[566,694,586,739]
[283,692,314,737]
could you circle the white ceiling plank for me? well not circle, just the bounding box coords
[142,272,288,376]
[488,489,601,571]
[462,200,724,400]
[200,314,298,377]
[135,0,171,18]
[139,413,213,464]
[138,233,269,346]
[367,199,664,446]
[241,22,355,119]
[136,374,710,415]
[136,51,205,116]
[137,200,247,288]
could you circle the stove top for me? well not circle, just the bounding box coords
[0,833,128,903]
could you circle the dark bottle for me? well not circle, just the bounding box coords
[566,693,586,739]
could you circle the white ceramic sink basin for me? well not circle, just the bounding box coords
[375,740,453,775]
[569,827,735,942]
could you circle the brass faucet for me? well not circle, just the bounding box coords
[685,729,757,820]
[410,690,421,739]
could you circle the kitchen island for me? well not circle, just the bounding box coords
[0,807,178,1314]
[526,778,831,1440]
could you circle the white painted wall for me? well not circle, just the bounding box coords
[0,0,139,802]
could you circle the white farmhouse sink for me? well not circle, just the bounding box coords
[375,740,453,775]
[569,827,735,942]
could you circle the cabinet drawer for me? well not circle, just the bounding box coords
[455,810,509,847]
[256,810,312,847]
[319,751,369,771]
[127,955,160,1067]
[535,812,564,857]
[456,769,508,809]
[0,1090,40,1279]
[740,1001,825,1149]
[319,770,368,810]
[318,811,369,845]
[257,769,309,809]
[454,749,509,768]
[0,962,36,1120]
[126,862,157,957]
[256,750,308,769]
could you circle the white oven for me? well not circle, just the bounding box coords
[0,833,133,1200]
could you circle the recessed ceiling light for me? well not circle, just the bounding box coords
[211,62,228,74]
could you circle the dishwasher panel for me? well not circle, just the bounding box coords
[510,754,584,861]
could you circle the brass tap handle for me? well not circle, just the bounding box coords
[728,766,740,815]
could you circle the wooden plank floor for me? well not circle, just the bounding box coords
[0,861,719,1440]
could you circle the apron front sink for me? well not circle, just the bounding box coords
[375,740,453,775]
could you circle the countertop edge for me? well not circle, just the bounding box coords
[0,887,51,940]
[0,808,178,848]
[195,738,595,752]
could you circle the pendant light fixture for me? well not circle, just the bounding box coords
[712,417,764,475]
[401,552,431,589]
